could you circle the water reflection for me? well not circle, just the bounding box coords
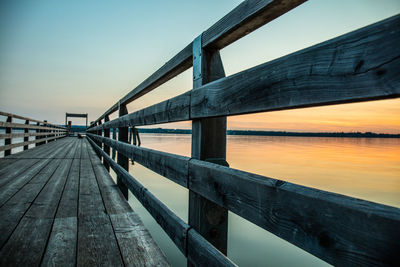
[123,134,399,266]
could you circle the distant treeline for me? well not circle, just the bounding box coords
[64,125,400,138]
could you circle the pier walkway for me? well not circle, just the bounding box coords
[0,137,168,266]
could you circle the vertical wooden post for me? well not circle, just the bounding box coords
[43,120,48,145]
[5,116,12,156]
[104,115,110,172]
[97,120,103,160]
[118,104,129,199]
[112,127,117,160]
[36,122,41,147]
[24,120,29,150]
[188,34,228,262]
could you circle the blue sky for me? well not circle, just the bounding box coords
[1,0,399,132]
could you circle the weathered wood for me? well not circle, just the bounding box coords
[187,229,237,267]
[0,111,65,129]
[87,137,189,254]
[109,212,170,267]
[0,132,59,139]
[202,0,306,49]
[23,120,29,150]
[191,15,400,118]
[117,104,129,199]
[77,213,124,267]
[189,34,228,258]
[4,116,12,156]
[89,92,190,131]
[188,159,400,266]
[87,133,189,187]
[0,159,60,247]
[0,121,67,131]
[0,134,66,152]
[41,217,77,267]
[89,0,306,128]
[103,115,110,171]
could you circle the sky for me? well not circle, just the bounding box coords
[0,0,399,133]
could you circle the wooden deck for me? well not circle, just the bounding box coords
[0,137,168,267]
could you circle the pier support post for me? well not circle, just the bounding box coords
[117,103,129,199]
[188,35,228,263]
[5,116,12,156]
[24,120,29,150]
[35,122,40,147]
[97,120,103,161]
[104,115,110,172]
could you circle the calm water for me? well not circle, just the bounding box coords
[107,134,400,267]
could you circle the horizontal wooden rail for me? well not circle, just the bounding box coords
[89,0,306,127]
[0,122,67,131]
[87,133,400,266]
[88,14,400,132]
[0,132,64,139]
[0,134,66,152]
[0,111,66,129]
[86,136,236,266]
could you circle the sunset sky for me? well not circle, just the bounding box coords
[1,0,399,133]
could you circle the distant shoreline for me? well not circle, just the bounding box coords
[25,126,397,138]
[136,128,400,138]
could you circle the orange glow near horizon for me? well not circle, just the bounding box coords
[227,98,400,134]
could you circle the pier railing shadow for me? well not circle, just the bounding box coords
[87,1,400,266]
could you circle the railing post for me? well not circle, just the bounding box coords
[24,120,29,150]
[43,120,48,145]
[97,120,103,160]
[104,115,110,172]
[112,127,117,160]
[5,116,12,156]
[36,122,40,147]
[118,103,129,199]
[188,34,228,262]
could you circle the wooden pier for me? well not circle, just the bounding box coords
[0,137,168,266]
[1,0,400,266]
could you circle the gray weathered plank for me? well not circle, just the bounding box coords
[0,158,71,266]
[188,159,400,266]
[187,229,236,267]
[191,14,400,118]
[0,135,66,152]
[77,213,124,267]
[0,159,61,247]
[0,111,66,129]
[0,121,66,131]
[41,217,77,267]
[110,212,169,267]
[202,0,306,49]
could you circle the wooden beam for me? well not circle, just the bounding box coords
[0,122,67,131]
[87,133,189,187]
[23,120,29,150]
[89,0,306,128]
[4,116,12,156]
[0,111,66,129]
[103,115,110,172]
[191,15,400,118]
[188,159,400,266]
[0,135,66,152]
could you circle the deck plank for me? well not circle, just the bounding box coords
[0,137,168,266]
[0,158,72,266]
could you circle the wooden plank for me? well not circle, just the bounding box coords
[0,158,41,184]
[41,217,77,267]
[0,139,75,206]
[87,133,189,187]
[54,158,80,219]
[202,0,306,49]
[0,158,18,169]
[90,92,190,131]
[0,121,66,131]
[0,111,66,129]
[87,137,189,254]
[0,159,61,247]
[188,159,400,266]
[187,229,236,267]
[110,212,169,267]
[191,15,400,118]
[0,134,66,152]
[0,131,60,139]
[6,136,69,159]
[77,213,124,267]
[74,138,82,159]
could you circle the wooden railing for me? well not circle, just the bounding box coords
[0,111,67,156]
[87,1,400,266]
